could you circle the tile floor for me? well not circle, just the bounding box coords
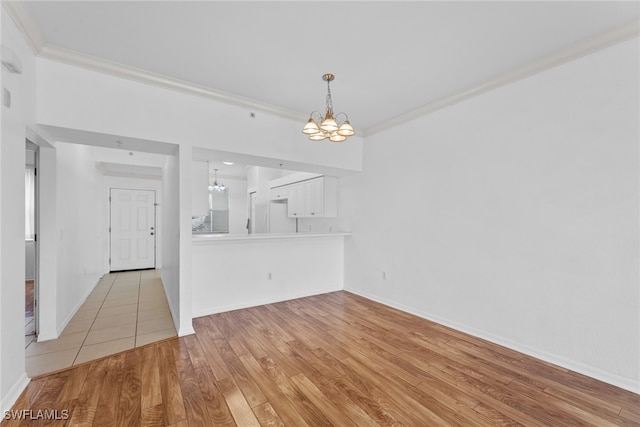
[25,280,36,346]
[25,269,177,377]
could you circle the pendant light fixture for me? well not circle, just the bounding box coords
[208,168,226,192]
[302,73,355,142]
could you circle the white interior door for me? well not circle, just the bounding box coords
[110,188,156,271]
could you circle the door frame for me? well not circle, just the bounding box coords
[25,141,39,337]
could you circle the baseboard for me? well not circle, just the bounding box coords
[345,287,640,395]
[52,274,101,339]
[1,373,30,416]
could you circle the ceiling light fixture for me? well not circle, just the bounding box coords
[208,168,226,192]
[302,73,355,143]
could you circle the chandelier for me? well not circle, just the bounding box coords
[302,73,355,142]
[208,168,226,192]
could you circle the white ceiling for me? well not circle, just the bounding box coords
[17,1,639,136]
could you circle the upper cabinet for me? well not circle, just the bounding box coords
[271,176,337,218]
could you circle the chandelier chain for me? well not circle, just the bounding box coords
[325,79,333,112]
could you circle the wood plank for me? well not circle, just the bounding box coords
[218,376,261,427]
[66,358,109,426]
[140,344,163,425]
[93,353,126,427]
[238,353,312,427]
[8,291,639,427]
[158,340,188,425]
[116,348,142,426]
[176,350,213,426]
[193,365,236,427]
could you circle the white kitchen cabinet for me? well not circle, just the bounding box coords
[287,182,305,217]
[305,177,324,216]
[270,186,289,201]
[285,176,337,218]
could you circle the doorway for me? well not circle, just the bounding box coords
[109,188,157,272]
[25,143,38,341]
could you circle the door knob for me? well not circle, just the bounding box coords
[150,232,154,235]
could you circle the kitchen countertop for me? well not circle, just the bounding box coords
[192,232,350,244]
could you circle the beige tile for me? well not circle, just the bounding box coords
[84,323,136,346]
[74,337,135,365]
[139,285,165,294]
[91,291,110,298]
[97,303,138,318]
[140,278,163,287]
[137,317,175,335]
[26,348,80,377]
[62,319,94,335]
[137,308,171,323]
[140,269,160,279]
[102,295,138,308]
[76,302,102,317]
[113,277,140,284]
[138,301,169,313]
[110,284,139,291]
[71,309,100,322]
[136,329,177,347]
[26,331,87,357]
[25,335,37,349]
[91,312,137,331]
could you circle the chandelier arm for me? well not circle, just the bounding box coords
[309,110,324,122]
[334,112,349,124]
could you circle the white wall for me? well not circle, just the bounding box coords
[191,161,209,216]
[192,235,345,316]
[36,146,57,341]
[0,5,34,413]
[162,151,181,333]
[35,59,363,174]
[345,38,640,392]
[160,145,194,336]
[55,142,105,333]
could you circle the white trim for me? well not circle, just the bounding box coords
[0,373,30,416]
[50,279,99,340]
[345,287,640,394]
[1,1,45,54]
[7,3,636,136]
[364,20,640,136]
[38,44,308,123]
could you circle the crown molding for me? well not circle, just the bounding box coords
[4,1,638,137]
[2,1,45,54]
[364,19,640,137]
[38,44,308,123]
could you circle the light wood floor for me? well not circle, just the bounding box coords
[7,291,639,426]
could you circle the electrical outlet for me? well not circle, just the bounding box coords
[268,272,272,280]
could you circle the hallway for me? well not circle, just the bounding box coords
[25,269,176,377]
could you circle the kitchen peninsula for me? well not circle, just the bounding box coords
[192,232,349,317]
